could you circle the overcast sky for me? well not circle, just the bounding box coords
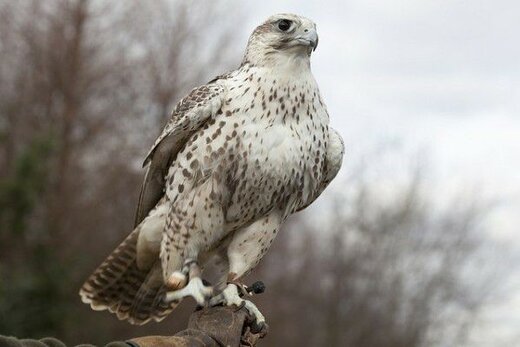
[235,1,520,345]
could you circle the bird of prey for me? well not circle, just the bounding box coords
[80,13,344,329]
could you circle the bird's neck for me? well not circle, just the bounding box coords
[241,46,312,76]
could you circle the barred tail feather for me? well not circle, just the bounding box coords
[79,229,177,325]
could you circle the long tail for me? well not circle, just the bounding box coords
[79,229,177,325]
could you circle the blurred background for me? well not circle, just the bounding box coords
[0,0,518,346]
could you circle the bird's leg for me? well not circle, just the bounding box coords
[225,273,266,296]
[165,259,213,305]
[227,272,250,296]
[209,274,267,334]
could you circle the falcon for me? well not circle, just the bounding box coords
[80,13,344,329]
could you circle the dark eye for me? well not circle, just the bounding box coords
[278,19,292,32]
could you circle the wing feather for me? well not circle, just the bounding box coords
[135,82,226,226]
[295,127,344,212]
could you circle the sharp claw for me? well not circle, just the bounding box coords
[208,292,225,307]
[164,260,214,305]
[209,283,266,326]
[251,320,269,336]
[235,300,246,311]
[243,299,265,323]
[165,277,213,305]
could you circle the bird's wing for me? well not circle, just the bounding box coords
[295,127,344,212]
[135,83,226,226]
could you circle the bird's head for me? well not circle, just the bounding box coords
[242,14,318,68]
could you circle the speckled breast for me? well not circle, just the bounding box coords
[220,78,330,225]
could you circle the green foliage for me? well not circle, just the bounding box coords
[0,246,68,337]
[0,137,54,235]
[0,136,71,337]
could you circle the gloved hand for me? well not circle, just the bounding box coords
[127,334,217,347]
[0,306,266,347]
[128,306,266,347]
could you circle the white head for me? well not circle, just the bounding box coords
[242,14,318,69]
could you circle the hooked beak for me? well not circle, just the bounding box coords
[296,28,319,51]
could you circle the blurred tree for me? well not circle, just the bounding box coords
[0,0,239,343]
[253,156,496,347]
[0,1,499,346]
[0,136,69,337]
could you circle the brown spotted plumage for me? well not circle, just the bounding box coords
[80,13,344,325]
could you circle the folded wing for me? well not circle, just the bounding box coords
[135,83,226,226]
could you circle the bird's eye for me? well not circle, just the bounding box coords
[278,19,292,32]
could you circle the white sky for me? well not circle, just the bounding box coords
[237,1,520,345]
